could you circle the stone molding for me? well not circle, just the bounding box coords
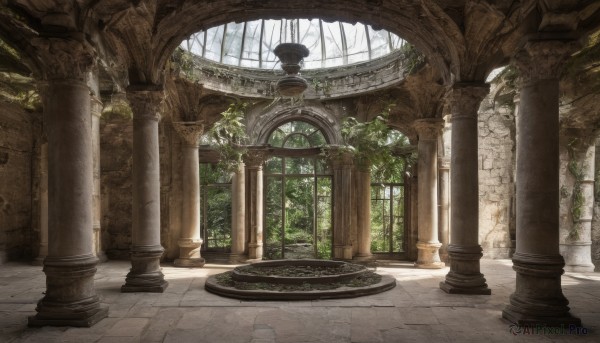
[172,121,204,147]
[513,40,580,84]
[127,89,164,122]
[31,36,96,81]
[448,83,489,120]
[243,148,269,168]
[413,118,444,140]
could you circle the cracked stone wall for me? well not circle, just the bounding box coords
[477,92,516,259]
[0,101,34,263]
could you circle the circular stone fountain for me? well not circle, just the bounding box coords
[205,259,396,300]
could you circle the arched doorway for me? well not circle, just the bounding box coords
[263,121,333,259]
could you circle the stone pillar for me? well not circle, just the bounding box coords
[502,39,581,326]
[91,96,106,262]
[354,161,372,260]
[559,131,595,272]
[33,142,49,266]
[330,149,354,260]
[440,83,491,294]
[173,122,205,268]
[245,149,267,260]
[28,37,108,327]
[122,87,168,292]
[231,163,246,262]
[414,119,445,268]
[438,157,450,263]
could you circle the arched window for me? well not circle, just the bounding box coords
[263,121,332,259]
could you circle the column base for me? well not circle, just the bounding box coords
[30,255,107,327]
[29,304,108,327]
[174,257,205,268]
[353,254,374,262]
[229,254,248,264]
[121,247,168,293]
[503,252,579,326]
[440,244,490,295]
[333,245,353,260]
[560,242,595,272]
[248,243,263,260]
[415,242,445,269]
[31,257,45,266]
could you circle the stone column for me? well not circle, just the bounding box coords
[28,37,107,327]
[559,130,596,272]
[91,96,106,262]
[414,119,445,268]
[355,161,372,260]
[438,157,450,263]
[330,148,354,260]
[440,83,491,294]
[502,39,581,326]
[32,142,49,266]
[173,121,205,268]
[122,87,168,292]
[231,163,246,262]
[245,149,267,260]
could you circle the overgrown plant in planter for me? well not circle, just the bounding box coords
[209,101,249,173]
[323,103,413,182]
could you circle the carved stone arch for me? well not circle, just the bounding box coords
[252,106,342,146]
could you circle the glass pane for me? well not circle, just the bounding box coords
[240,20,262,68]
[342,23,369,64]
[307,130,327,147]
[261,19,282,70]
[393,186,405,252]
[368,25,390,59]
[222,22,245,65]
[299,19,323,69]
[283,133,311,149]
[370,184,390,252]
[315,158,331,174]
[284,177,315,259]
[316,177,332,259]
[202,185,232,250]
[322,21,344,67]
[285,157,314,175]
[265,177,283,259]
[204,25,225,61]
[268,127,286,147]
[390,33,404,50]
[265,157,283,174]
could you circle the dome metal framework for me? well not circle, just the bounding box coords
[181,19,405,70]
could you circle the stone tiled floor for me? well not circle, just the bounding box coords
[1,259,599,342]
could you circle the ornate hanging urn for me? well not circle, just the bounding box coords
[273,43,310,97]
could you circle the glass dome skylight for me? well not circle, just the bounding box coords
[181,19,405,70]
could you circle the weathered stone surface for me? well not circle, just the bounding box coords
[477,85,515,259]
[0,101,33,263]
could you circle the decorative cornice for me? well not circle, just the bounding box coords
[448,83,489,120]
[31,36,96,82]
[126,89,165,122]
[513,40,580,84]
[172,121,205,147]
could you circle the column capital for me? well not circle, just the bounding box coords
[513,39,580,84]
[326,146,354,169]
[32,35,96,82]
[172,121,204,147]
[413,118,444,140]
[243,148,269,168]
[126,87,165,122]
[448,83,489,120]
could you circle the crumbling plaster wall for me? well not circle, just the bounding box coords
[477,90,516,259]
[593,142,600,271]
[0,100,35,263]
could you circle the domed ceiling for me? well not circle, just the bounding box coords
[180,19,405,70]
